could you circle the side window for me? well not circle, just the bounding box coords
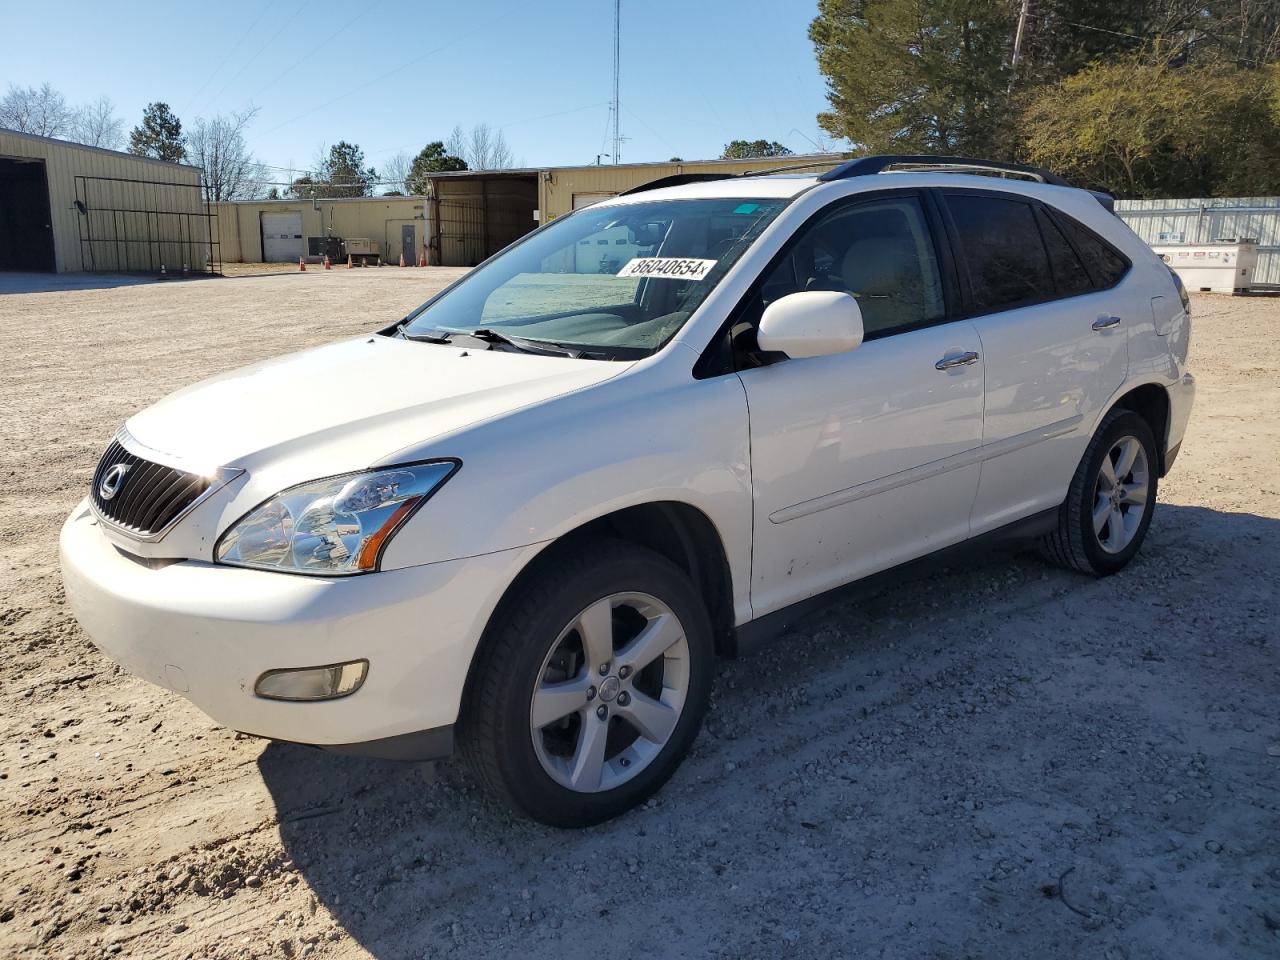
[945,194,1054,313]
[1053,213,1130,289]
[758,195,945,338]
[1037,208,1094,297]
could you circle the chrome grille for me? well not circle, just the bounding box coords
[90,438,212,537]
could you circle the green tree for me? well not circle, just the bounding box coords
[721,140,793,160]
[811,0,1018,155]
[292,141,376,199]
[1021,58,1280,197]
[129,102,186,162]
[405,141,467,194]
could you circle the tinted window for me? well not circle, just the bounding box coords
[757,195,945,338]
[946,195,1054,313]
[1038,209,1094,297]
[1055,213,1129,288]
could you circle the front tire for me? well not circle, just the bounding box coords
[461,540,713,827]
[1040,408,1158,576]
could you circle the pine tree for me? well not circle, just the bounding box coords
[128,102,186,162]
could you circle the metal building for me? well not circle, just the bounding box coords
[423,154,841,267]
[213,195,429,267]
[1116,197,1280,287]
[0,128,211,273]
[214,154,843,269]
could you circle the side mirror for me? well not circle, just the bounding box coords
[756,290,864,359]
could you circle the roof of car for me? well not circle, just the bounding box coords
[595,170,1089,208]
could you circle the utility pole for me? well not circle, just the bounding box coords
[611,0,621,164]
[1010,0,1032,85]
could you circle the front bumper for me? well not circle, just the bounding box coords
[59,500,539,754]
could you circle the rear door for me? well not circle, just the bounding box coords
[937,190,1131,534]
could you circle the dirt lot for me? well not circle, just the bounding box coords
[1,270,1277,960]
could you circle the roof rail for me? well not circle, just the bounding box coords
[618,172,736,196]
[817,155,1071,187]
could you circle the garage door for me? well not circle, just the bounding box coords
[261,212,303,262]
[572,192,616,210]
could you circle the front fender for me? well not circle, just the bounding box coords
[377,354,754,624]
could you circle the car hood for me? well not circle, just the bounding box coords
[126,335,629,472]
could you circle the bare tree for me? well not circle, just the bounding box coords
[70,97,124,150]
[446,122,515,170]
[188,108,267,201]
[0,82,73,137]
[381,151,412,194]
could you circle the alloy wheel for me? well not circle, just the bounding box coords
[1093,435,1151,554]
[529,592,690,793]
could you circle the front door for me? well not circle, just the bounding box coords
[737,193,986,617]
[402,224,416,265]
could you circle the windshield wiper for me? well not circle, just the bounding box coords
[399,324,590,359]
[398,326,451,344]
[465,328,585,358]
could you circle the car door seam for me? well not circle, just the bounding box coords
[768,414,1083,525]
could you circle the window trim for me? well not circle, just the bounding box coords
[694,187,959,378]
[934,187,1134,320]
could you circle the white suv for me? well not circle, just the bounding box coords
[61,156,1195,826]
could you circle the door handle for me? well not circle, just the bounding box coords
[935,351,980,371]
[1092,315,1122,330]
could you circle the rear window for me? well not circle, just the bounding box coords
[1053,213,1130,289]
[945,194,1054,313]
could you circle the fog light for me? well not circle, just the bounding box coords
[254,660,368,702]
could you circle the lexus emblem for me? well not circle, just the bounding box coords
[99,463,131,501]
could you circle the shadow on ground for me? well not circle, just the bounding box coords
[258,502,1280,959]
[0,271,221,294]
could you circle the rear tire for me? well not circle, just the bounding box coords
[460,539,713,827]
[1040,408,1158,576]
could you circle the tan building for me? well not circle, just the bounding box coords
[212,195,429,267]
[217,154,843,269]
[424,154,842,267]
[0,128,207,273]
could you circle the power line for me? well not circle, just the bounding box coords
[182,6,274,115]
[257,6,511,137]
[1026,10,1267,66]
[195,1,309,117]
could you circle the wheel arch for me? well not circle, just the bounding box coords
[459,500,738,715]
[1108,382,1172,475]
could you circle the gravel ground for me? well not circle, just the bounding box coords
[1,271,1277,960]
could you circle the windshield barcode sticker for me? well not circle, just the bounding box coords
[616,257,717,281]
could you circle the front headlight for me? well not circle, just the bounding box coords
[215,460,458,575]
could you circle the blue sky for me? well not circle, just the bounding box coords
[3,0,840,183]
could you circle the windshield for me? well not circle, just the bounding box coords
[399,197,788,358]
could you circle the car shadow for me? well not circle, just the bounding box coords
[258,501,1280,958]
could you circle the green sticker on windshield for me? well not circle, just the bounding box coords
[732,203,760,214]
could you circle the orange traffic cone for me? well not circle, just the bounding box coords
[323,254,331,270]
[346,254,353,269]
[298,256,306,272]
[399,252,406,268]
